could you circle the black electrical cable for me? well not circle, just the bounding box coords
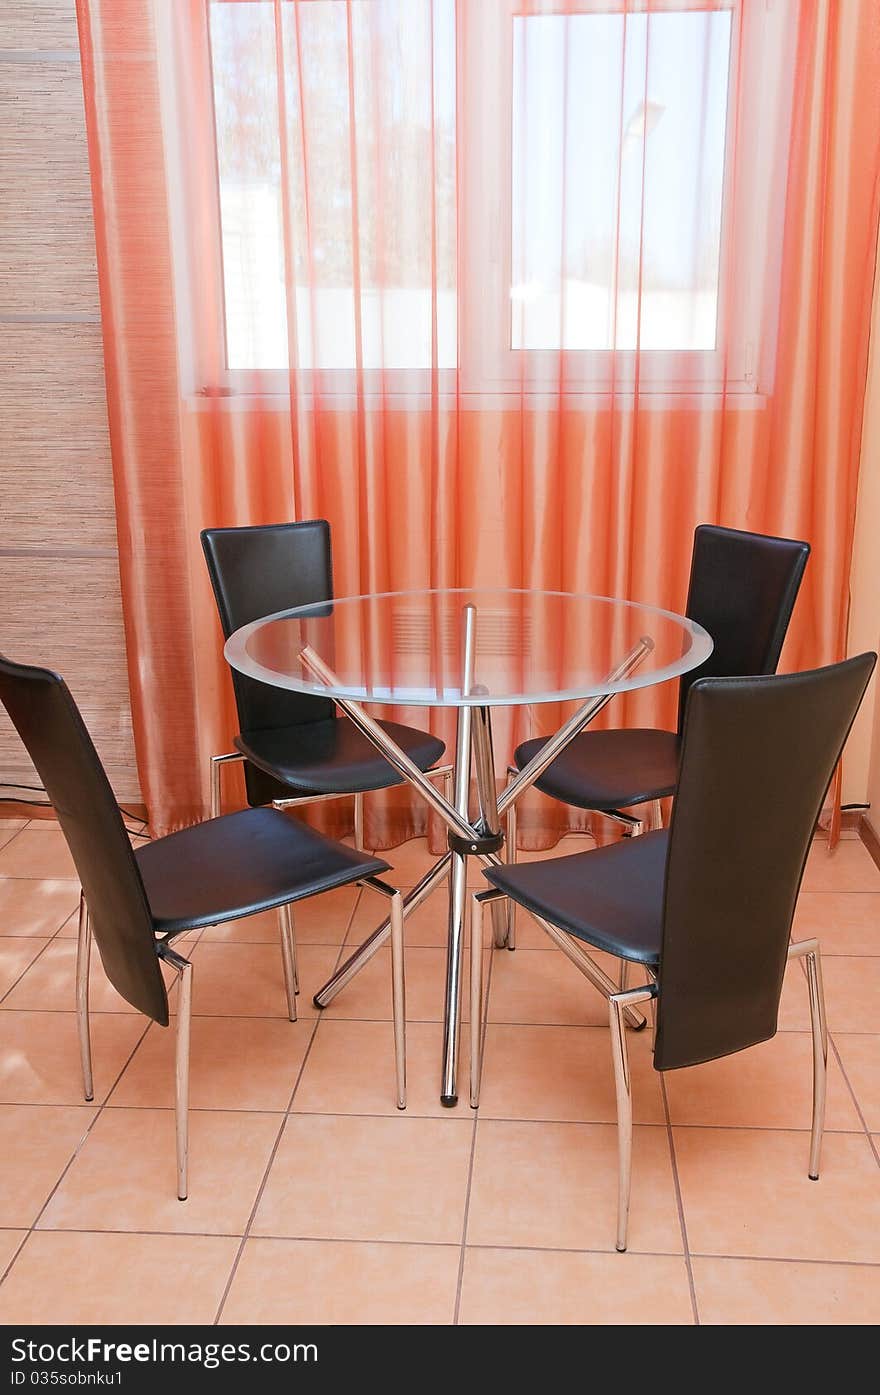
[1,784,150,838]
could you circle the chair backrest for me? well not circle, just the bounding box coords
[678,525,810,733]
[0,656,169,1024]
[201,520,336,736]
[655,654,875,1071]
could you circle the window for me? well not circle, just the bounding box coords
[207,0,457,378]
[180,0,796,396]
[459,0,796,396]
[510,8,732,354]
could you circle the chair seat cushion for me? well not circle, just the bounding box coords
[137,807,389,937]
[515,727,680,811]
[236,718,446,795]
[485,830,668,964]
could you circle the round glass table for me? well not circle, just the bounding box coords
[226,588,712,1104]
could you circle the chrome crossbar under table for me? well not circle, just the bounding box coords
[224,587,713,1105]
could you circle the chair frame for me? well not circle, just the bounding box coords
[76,874,407,1201]
[469,885,828,1252]
[210,749,453,848]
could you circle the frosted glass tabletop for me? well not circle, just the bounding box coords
[224,588,712,708]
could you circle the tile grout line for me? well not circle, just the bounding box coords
[660,1074,700,1326]
[0,916,216,1290]
[5,1224,880,1269]
[0,935,67,1007]
[827,1033,880,1170]
[0,1015,155,1289]
[210,886,366,1324]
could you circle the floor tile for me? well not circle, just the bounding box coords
[0,1105,96,1227]
[185,941,339,1018]
[833,1035,880,1132]
[221,1237,460,1325]
[0,1231,25,1275]
[2,938,132,1014]
[2,937,179,1015]
[792,892,880,956]
[0,1011,145,1105]
[322,945,486,1022]
[292,1019,449,1117]
[0,939,49,999]
[0,1231,240,1325]
[0,823,26,853]
[459,1247,694,1325]
[663,1032,861,1132]
[252,1114,473,1244]
[691,1255,880,1325]
[346,886,450,950]
[376,839,437,887]
[111,1016,313,1112]
[467,1119,682,1254]
[0,830,77,880]
[0,879,80,938]
[39,1108,280,1236]
[488,947,635,1027]
[200,886,359,945]
[802,839,880,893]
[477,1023,665,1123]
[778,955,880,1034]
[674,1127,880,1263]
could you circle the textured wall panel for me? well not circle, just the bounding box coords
[0,555,140,800]
[0,60,100,314]
[1,15,140,802]
[0,0,79,51]
[0,323,117,548]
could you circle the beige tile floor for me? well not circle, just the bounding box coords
[0,816,878,1325]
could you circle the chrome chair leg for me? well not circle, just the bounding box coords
[390,889,406,1109]
[788,937,827,1179]
[157,946,194,1203]
[176,959,193,1200]
[363,877,407,1110]
[468,889,501,1108]
[505,766,518,949]
[608,983,655,1252]
[278,902,299,1020]
[806,948,827,1179]
[353,791,366,850]
[619,960,629,992]
[210,751,245,820]
[75,892,94,1102]
[651,799,663,831]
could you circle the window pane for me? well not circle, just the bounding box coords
[511,9,732,354]
[209,0,456,373]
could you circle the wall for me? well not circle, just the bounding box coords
[0,0,140,801]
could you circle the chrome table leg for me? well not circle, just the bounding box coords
[441,605,476,1106]
[300,632,655,1096]
[312,852,452,1008]
[472,700,508,949]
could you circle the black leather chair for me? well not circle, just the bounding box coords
[201,521,450,843]
[504,525,810,946]
[473,654,876,1251]
[0,654,409,1201]
[509,523,809,822]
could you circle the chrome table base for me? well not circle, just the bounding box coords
[306,619,655,1105]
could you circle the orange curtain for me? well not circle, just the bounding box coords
[77,0,880,844]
